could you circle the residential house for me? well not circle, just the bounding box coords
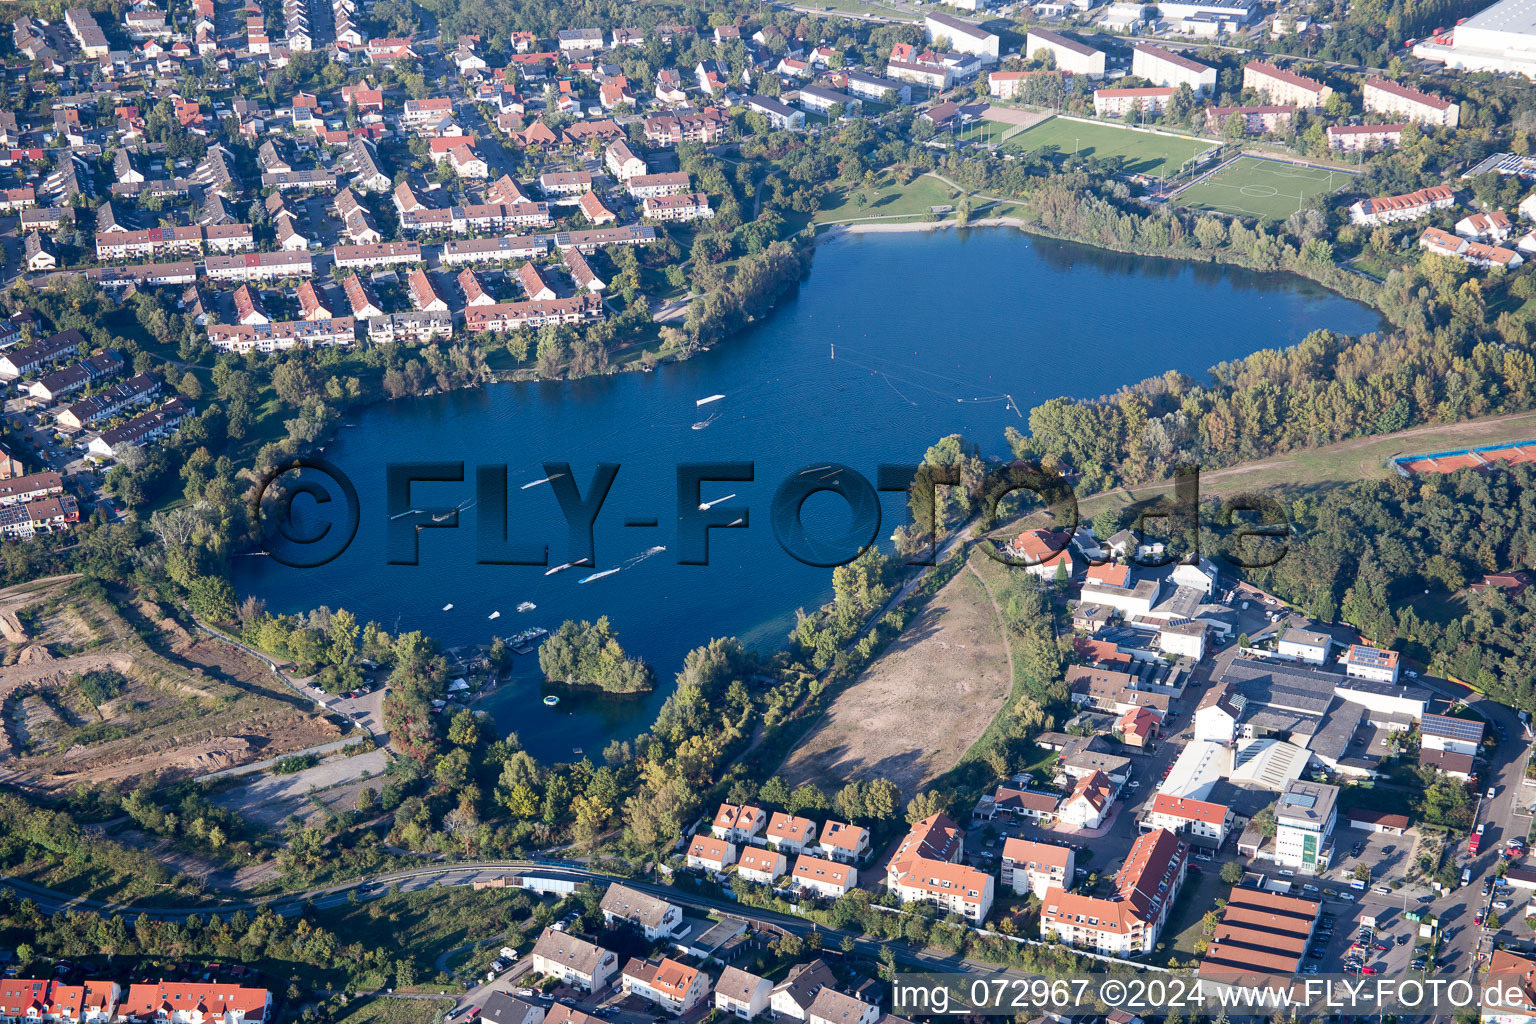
[1059,770,1115,829]
[735,847,787,885]
[769,961,838,1022]
[686,836,737,874]
[817,821,869,863]
[789,855,856,899]
[1348,184,1455,225]
[1242,61,1331,106]
[714,968,771,1021]
[766,812,818,853]
[620,959,710,1014]
[528,929,618,992]
[600,883,682,939]
[712,803,769,843]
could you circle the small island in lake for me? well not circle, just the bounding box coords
[538,616,655,694]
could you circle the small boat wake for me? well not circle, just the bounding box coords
[521,472,566,490]
[692,411,720,430]
[517,601,536,612]
[577,546,666,584]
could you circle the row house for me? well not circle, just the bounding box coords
[261,169,340,191]
[333,241,421,269]
[0,472,66,507]
[366,312,453,345]
[400,202,552,234]
[1419,226,1524,268]
[0,494,80,539]
[463,294,604,331]
[56,373,161,430]
[0,330,87,380]
[95,226,204,260]
[344,274,385,318]
[563,248,606,292]
[1456,209,1514,242]
[440,235,551,266]
[766,812,818,853]
[205,252,315,282]
[407,268,450,312]
[459,268,496,306]
[84,262,199,289]
[642,193,713,222]
[1348,184,1456,225]
[28,350,125,403]
[297,281,332,320]
[208,318,357,354]
[579,192,617,224]
[118,983,270,1024]
[517,262,556,301]
[554,225,658,251]
[88,398,193,458]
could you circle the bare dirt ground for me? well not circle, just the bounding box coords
[779,569,1011,799]
[0,580,340,793]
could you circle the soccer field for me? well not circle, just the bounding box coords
[1171,155,1354,220]
[1002,117,1216,177]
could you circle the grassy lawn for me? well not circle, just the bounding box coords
[1349,250,1419,280]
[1172,155,1354,220]
[797,0,916,17]
[1161,867,1230,964]
[814,172,964,224]
[333,998,455,1024]
[1001,117,1215,177]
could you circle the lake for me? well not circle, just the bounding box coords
[235,227,1384,760]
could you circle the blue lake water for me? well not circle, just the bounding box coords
[235,227,1384,759]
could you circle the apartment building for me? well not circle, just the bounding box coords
[1363,78,1459,127]
[886,813,993,921]
[1242,61,1331,106]
[1039,828,1188,954]
[1000,838,1074,898]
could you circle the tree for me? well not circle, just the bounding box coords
[905,789,948,824]
[1252,805,1277,838]
[1220,861,1244,884]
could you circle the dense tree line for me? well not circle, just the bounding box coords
[1248,463,1536,711]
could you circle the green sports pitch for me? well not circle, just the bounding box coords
[1171,155,1354,220]
[1001,117,1216,178]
